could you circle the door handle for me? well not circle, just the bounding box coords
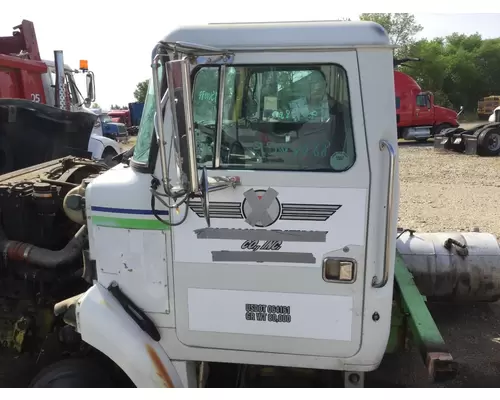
[372,139,396,288]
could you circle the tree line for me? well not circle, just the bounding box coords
[133,14,500,115]
[359,13,500,114]
[90,103,128,110]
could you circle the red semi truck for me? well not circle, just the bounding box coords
[108,109,130,125]
[394,59,462,142]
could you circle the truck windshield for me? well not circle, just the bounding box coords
[192,64,355,172]
[132,68,161,165]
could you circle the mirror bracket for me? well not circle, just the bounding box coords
[180,58,199,194]
[192,54,234,66]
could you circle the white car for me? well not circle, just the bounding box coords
[85,108,124,165]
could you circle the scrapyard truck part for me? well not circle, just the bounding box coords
[3,21,498,388]
[433,122,500,157]
[434,86,500,157]
[0,20,99,174]
[490,106,500,123]
[0,156,111,376]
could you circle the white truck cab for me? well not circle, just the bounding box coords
[34,20,399,388]
[489,105,500,122]
[41,60,122,163]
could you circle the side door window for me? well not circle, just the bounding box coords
[192,64,355,172]
[416,94,426,107]
[416,94,430,109]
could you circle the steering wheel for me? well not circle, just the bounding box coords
[227,140,245,165]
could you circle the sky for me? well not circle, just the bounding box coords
[2,1,500,109]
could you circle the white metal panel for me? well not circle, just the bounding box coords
[172,49,368,359]
[188,288,353,341]
[76,284,183,388]
[91,226,170,314]
[352,47,399,368]
[163,21,391,50]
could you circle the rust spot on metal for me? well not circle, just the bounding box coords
[146,344,174,388]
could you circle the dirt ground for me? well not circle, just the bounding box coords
[370,141,500,388]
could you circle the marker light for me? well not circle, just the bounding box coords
[79,60,88,70]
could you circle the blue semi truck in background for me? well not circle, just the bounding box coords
[129,102,144,126]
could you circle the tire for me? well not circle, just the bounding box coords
[29,358,114,388]
[102,147,118,167]
[477,128,500,156]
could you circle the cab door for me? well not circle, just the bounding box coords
[415,92,434,125]
[171,50,371,358]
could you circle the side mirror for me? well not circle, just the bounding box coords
[151,55,238,228]
[85,72,96,107]
[165,58,199,194]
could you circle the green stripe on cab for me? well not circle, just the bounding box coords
[91,216,170,230]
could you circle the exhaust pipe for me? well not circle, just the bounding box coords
[54,50,68,110]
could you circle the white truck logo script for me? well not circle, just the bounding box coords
[241,240,283,252]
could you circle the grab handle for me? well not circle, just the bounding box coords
[372,139,396,288]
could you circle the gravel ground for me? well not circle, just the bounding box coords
[398,144,500,238]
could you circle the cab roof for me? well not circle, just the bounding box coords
[162,21,391,51]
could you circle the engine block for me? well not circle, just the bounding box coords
[0,157,105,354]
